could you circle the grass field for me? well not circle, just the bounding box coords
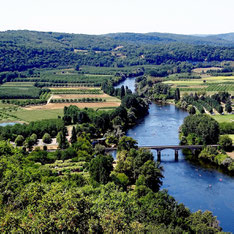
[0,86,41,99]
[0,103,15,108]
[8,108,64,122]
[212,114,234,123]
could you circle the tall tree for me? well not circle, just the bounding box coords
[56,131,69,149]
[174,88,180,101]
[70,126,77,144]
[89,154,113,184]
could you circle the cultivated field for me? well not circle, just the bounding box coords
[25,102,120,110]
[164,76,234,95]
[23,87,121,111]
[192,67,222,73]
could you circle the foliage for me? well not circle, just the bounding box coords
[118,136,138,151]
[14,135,24,146]
[42,133,52,144]
[51,97,105,103]
[219,122,234,134]
[89,154,113,184]
[180,114,220,145]
[0,137,225,232]
[219,135,233,152]
[0,119,65,141]
[1,31,234,73]
[56,130,69,149]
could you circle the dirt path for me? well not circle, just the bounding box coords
[227,152,234,160]
[47,94,53,104]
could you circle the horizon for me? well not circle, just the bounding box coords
[1,28,233,37]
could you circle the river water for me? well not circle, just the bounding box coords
[117,77,234,232]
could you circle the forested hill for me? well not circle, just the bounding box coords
[0,30,234,72]
[105,32,234,46]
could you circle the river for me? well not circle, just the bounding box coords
[117,77,234,233]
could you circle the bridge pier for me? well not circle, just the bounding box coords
[175,150,179,161]
[157,150,161,161]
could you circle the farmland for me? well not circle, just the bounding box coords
[164,75,234,95]
[0,83,120,123]
[0,67,124,122]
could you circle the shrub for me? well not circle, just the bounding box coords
[15,135,25,146]
[42,133,52,144]
[219,135,233,152]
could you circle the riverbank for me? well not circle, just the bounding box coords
[125,103,234,232]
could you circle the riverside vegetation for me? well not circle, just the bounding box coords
[0,30,234,232]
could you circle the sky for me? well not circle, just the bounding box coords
[1,0,234,35]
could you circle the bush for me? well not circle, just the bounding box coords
[15,135,25,146]
[219,135,233,152]
[42,133,52,144]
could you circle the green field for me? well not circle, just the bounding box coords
[39,69,112,85]
[213,114,234,123]
[8,108,64,122]
[164,76,234,94]
[0,86,41,99]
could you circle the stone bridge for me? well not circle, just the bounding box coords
[105,145,219,161]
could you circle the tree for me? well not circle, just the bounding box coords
[217,105,223,114]
[225,101,232,113]
[42,133,52,144]
[188,105,196,115]
[174,88,180,101]
[118,136,138,151]
[30,133,38,145]
[181,114,220,145]
[219,135,233,152]
[138,160,164,192]
[24,137,34,151]
[120,85,125,99]
[75,64,80,71]
[15,135,24,146]
[111,172,129,190]
[70,126,77,144]
[89,154,113,184]
[56,131,69,149]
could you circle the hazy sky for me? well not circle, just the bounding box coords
[1,0,234,35]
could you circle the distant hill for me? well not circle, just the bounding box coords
[206,33,234,42]
[0,30,233,72]
[105,32,234,46]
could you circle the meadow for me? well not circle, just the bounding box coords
[3,108,64,122]
[212,114,234,123]
[0,86,41,99]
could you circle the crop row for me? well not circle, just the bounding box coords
[51,89,102,94]
[50,98,106,103]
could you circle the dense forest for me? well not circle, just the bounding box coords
[0,30,234,72]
